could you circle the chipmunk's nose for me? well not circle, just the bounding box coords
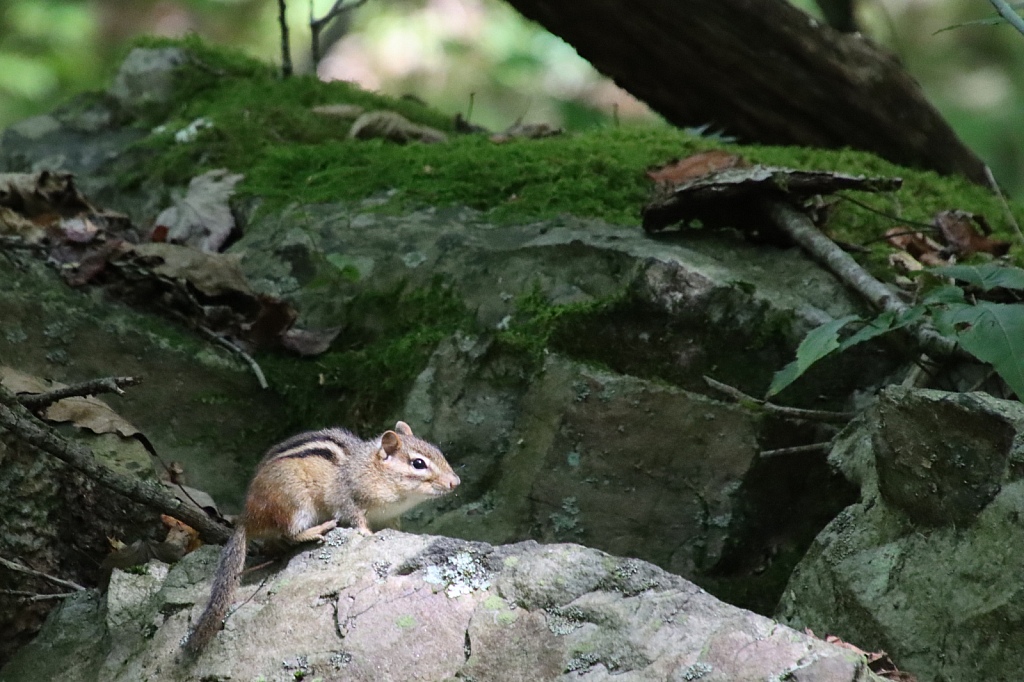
[448,474,461,489]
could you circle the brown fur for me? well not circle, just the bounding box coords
[181,423,458,657]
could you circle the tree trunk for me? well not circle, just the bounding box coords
[505,0,988,184]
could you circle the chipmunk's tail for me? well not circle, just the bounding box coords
[182,524,246,657]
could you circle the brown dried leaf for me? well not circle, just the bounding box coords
[642,165,902,238]
[45,396,140,438]
[934,209,1011,257]
[646,151,749,186]
[0,205,46,243]
[153,169,244,253]
[0,366,139,437]
[243,295,299,350]
[127,242,255,298]
[64,239,130,287]
[0,171,96,219]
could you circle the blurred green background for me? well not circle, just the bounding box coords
[1,0,1021,194]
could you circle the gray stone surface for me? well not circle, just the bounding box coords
[0,531,880,682]
[778,387,1024,682]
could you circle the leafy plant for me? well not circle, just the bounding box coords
[768,263,1024,399]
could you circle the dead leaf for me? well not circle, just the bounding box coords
[243,295,299,350]
[646,151,749,186]
[280,326,342,356]
[0,171,96,219]
[46,396,140,437]
[64,239,129,287]
[884,227,948,266]
[127,242,255,298]
[642,165,902,241]
[0,205,47,243]
[0,366,139,437]
[59,216,99,243]
[349,111,447,144]
[153,169,244,253]
[888,251,924,274]
[934,209,1010,258]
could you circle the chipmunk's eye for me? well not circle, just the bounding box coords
[412,458,427,470]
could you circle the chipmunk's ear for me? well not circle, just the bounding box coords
[395,421,413,437]
[380,431,401,457]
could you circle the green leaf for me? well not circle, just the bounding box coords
[835,306,926,353]
[938,301,1024,398]
[931,264,1024,292]
[767,314,860,398]
[922,284,967,305]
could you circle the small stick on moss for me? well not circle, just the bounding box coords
[703,376,855,423]
[760,442,832,457]
[17,376,142,411]
[0,556,85,592]
[197,326,268,389]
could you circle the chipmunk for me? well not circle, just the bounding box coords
[182,421,459,656]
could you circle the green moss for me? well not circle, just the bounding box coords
[122,37,1021,261]
[495,283,626,372]
[261,277,473,433]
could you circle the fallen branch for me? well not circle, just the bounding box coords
[0,555,85,592]
[0,384,231,544]
[765,199,960,361]
[197,326,268,389]
[703,376,855,424]
[0,589,77,602]
[760,443,832,457]
[17,376,143,411]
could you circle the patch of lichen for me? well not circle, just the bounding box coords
[261,277,473,433]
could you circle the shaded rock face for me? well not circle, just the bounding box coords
[0,531,876,682]
[778,387,1024,682]
[0,45,885,667]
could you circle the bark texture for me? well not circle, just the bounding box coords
[505,0,987,183]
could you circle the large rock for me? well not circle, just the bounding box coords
[777,387,1024,682]
[0,530,881,682]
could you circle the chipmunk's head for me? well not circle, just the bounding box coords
[368,421,460,524]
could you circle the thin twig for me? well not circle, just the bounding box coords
[0,556,85,592]
[984,164,1024,245]
[197,326,268,389]
[703,376,855,423]
[310,0,368,64]
[760,443,832,457]
[839,194,936,231]
[278,0,292,78]
[0,589,77,602]
[17,376,143,411]
[765,200,960,361]
[0,384,231,544]
[988,0,1024,38]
